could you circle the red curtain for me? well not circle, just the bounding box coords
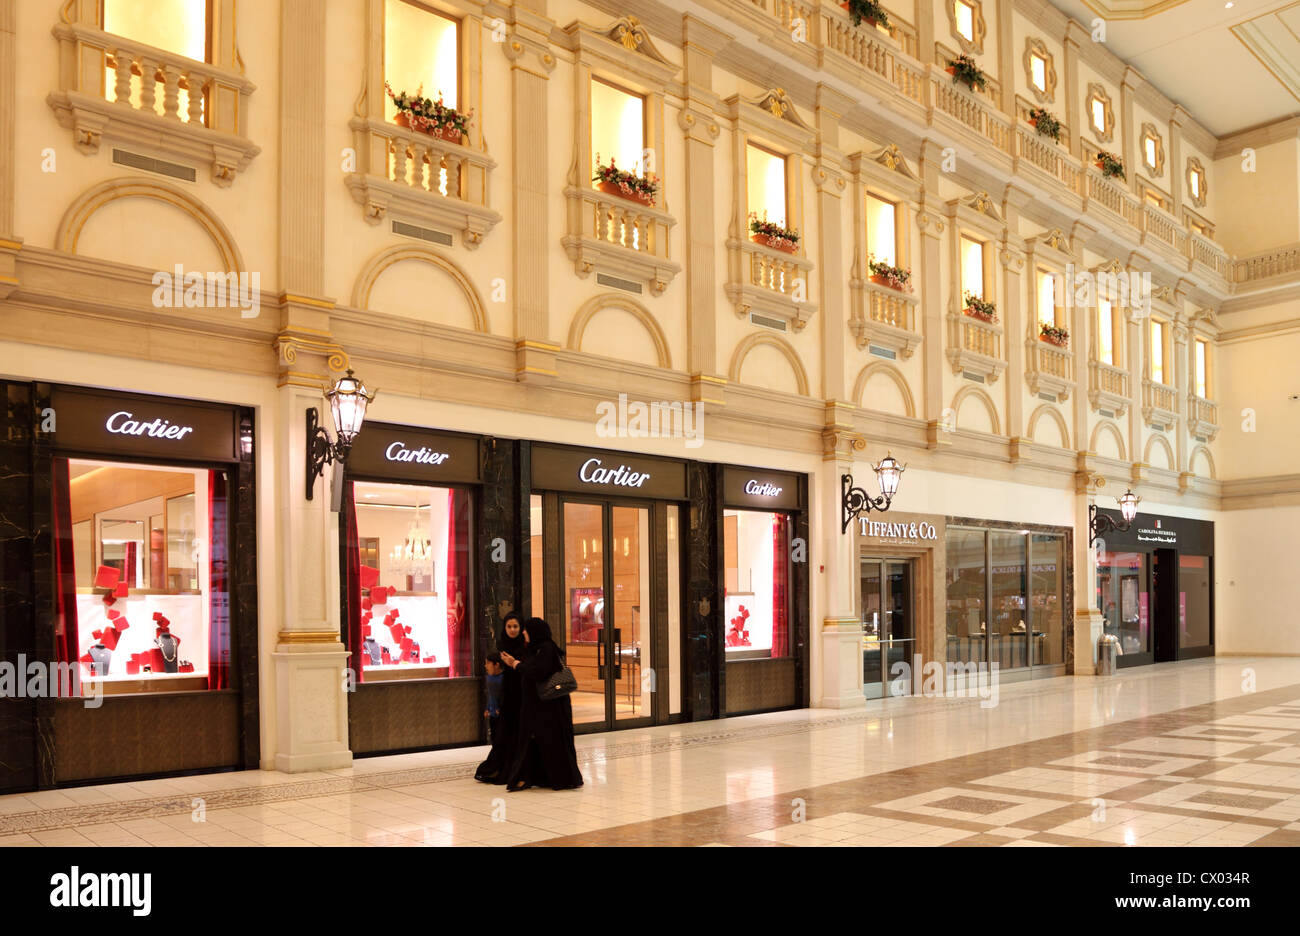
[207,470,230,690]
[344,484,364,683]
[52,458,79,688]
[123,541,138,587]
[446,488,471,677]
[771,514,789,659]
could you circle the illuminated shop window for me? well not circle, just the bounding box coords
[866,193,898,267]
[747,142,788,229]
[54,457,230,695]
[591,78,646,178]
[384,0,459,126]
[723,510,792,659]
[1150,320,1166,384]
[1097,298,1115,366]
[347,480,472,680]
[103,0,207,121]
[961,235,985,299]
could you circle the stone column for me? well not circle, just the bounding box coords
[1072,471,1104,675]
[995,0,1015,118]
[917,140,948,448]
[1062,23,1083,158]
[1172,306,1189,472]
[1120,69,1140,198]
[680,15,730,408]
[271,0,352,772]
[1169,107,1187,219]
[504,3,559,383]
[1001,187,1030,443]
[814,84,853,401]
[819,417,866,708]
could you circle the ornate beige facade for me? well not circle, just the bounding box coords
[1,0,1297,771]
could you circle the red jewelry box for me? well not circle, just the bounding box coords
[178,662,195,674]
[381,648,392,665]
[360,565,380,589]
[125,661,140,675]
[148,649,165,670]
[113,582,129,597]
[361,597,372,611]
[94,566,120,589]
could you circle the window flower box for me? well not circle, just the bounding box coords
[1094,150,1125,181]
[963,292,998,323]
[594,158,658,207]
[1027,107,1061,143]
[1040,322,1070,347]
[386,83,471,145]
[841,0,892,29]
[749,213,800,254]
[947,54,988,93]
[868,256,912,292]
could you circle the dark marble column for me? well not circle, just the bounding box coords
[685,460,721,721]
[233,408,260,769]
[478,437,521,658]
[795,474,811,708]
[0,381,38,792]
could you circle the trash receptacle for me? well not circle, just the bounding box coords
[1096,634,1119,676]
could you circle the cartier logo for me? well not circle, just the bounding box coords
[744,480,782,497]
[579,457,649,488]
[384,441,451,465]
[105,411,194,440]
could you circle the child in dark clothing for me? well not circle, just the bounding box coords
[475,652,507,783]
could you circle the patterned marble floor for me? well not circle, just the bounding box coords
[2,656,1299,846]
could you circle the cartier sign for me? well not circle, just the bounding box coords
[347,422,481,484]
[51,387,238,461]
[532,445,686,499]
[722,466,802,510]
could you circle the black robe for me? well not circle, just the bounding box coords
[504,641,584,790]
[475,632,527,784]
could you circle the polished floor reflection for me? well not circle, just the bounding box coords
[2,657,1299,846]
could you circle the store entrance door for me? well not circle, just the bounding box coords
[861,557,915,699]
[561,500,655,731]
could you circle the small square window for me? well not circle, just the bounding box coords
[747,143,788,229]
[961,236,985,299]
[866,194,897,268]
[1030,56,1046,91]
[955,1,975,41]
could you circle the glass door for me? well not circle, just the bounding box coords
[562,499,654,731]
[861,557,914,699]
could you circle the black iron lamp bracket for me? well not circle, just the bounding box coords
[841,473,892,534]
[306,407,347,501]
[1088,503,1132,546]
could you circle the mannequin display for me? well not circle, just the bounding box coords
[155,629,181,674]
[362,636,382,665]
[87,643,111,676]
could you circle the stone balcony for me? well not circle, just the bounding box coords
[1142,378,1179,430]
[849,276,921,358]
[946,311,1006,383]
[1187,394,1219,441]
[1026,337,1075,401]
[562,186,680,296]
[1088,360,1130,416]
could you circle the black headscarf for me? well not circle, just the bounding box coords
[498,612,526,659]
[522,617,554,654]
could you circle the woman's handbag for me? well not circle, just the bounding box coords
[537,649,578,701]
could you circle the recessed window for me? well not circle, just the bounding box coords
[1086,84,1114,143]
[723,510,792,660]
[961,236,985,300]
[747,142,788,229]
[1140,124,1165,176]
[103,0,208,121]
[948,0,985,53]
[591,78,646,178]
[384,0,459,126]
[1195,339,1209,398]
[1036,269,1059,327]
[1097,298,1115,366]
[1186,158,1207,208]
[1023,38,1056,103]
[1150,320,1166,384]
[866,194,898,268]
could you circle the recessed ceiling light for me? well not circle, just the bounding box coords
[1225,2,1233,7]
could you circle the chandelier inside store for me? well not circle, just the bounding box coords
[388,509,432,575]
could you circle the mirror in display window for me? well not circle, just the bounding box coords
[1097,549,1148,658]
[53,458,230,694]
[347,481,472,681]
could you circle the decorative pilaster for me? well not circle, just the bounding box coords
[504,3,558,384]
[681,15,730,404]
[1072,466,1106,674]
[1120,69,1141,199]
[818,404,866,709]
[0,0,14,241]
[917,139,947,446]
[1062,23,1083,158]
[1001,186,1031,440]
[814,83,854,402]
[1172,298,1190,473]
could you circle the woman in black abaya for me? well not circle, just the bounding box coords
[499,618,584,791]
[475,612,526,783]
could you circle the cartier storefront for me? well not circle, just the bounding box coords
[0,381,259,791]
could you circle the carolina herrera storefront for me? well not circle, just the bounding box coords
[0,381,259,792]
[1093,509,1214,667]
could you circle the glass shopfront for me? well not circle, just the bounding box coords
[0,383,258,791]
[341,423,483,754]
[721,467,807,715]
[530,444,686,733]
[944,521,1069,678]
[1094,509,1214,665]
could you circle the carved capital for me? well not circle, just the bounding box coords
[274,326,349,389]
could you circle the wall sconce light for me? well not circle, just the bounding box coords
[306,369,376,505]
[841,453,906,533]
[1089,489,1140,546]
